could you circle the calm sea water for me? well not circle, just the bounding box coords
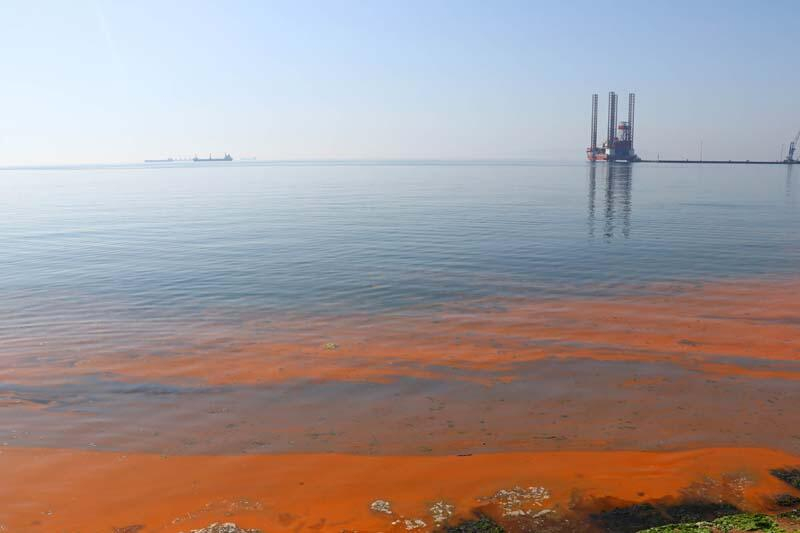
[2,161,800,455]
[3,162,799,337]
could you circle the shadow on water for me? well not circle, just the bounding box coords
[587,163,633,240]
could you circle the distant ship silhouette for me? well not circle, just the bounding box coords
[193,153,233,162]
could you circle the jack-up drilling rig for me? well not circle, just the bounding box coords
[587,92,640,162]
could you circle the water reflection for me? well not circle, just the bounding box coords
[587,163,633,240]
[787,165,796,206]
[587,164,597,238]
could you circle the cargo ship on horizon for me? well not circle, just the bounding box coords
[193,153,233,162]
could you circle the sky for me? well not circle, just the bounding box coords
[0,0,798,165]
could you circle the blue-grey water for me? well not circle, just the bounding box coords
[4,162,799,319]
[2,160,798,363]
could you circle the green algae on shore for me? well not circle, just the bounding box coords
[637,512,800,532]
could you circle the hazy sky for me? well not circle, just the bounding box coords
[1,1,798,165]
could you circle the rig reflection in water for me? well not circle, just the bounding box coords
[587,162,632,240]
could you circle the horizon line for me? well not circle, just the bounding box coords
[0,157,597,171]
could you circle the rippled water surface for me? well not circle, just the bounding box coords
[4,162,799,321]
[2,161,800,454]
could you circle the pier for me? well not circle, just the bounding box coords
[638,160,797,165]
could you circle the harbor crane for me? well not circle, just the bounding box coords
[786,129,800,163]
